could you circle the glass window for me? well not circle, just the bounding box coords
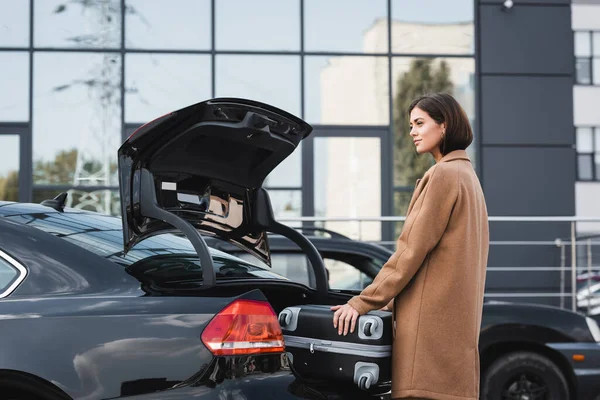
[596,129,600,152]
[575,32,591,57]
[0,257,19,294]
[578,154,593,181]
[594,33,600,56]
[576,58,592,85]
[325,258,372,290]
[34,0,121,48]
[33,52,122,187]
[304,0,387,53]
[0,135,20,202]
[264,144,302,188]
[393,190,412,236]
[305,56,389,125]
[32,188,121,216]
[125,0,211,50]
[125,54,211,123]
[215,55,301,117]
[216,0,299,51]
[577,128,594,152]
[594,58,600,85]
[0,0,30,47]
[314,137,381,241]
[266,190,302,218]
[392,0,474,55]
[392,57,475,186]
[0,52,29,121]
[236,252,311,286]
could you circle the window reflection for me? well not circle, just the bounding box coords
[265,190,301,218]
[393,190,412,236]
[0,0,29,47]
[0,135,19,202]
[314,137,381,241]
[264,144,302,188]
[392,57,475,187]
[32,188,121,216]
[391,0,474,55]
[575,32,591,57]
[125,0,211,50]
[0,52,29,122]
[216,55,301,116]
[125,54,211,123]
[0,259,18,292]
[34,0,121,48]
[33,52,122,189]
[304,0,387,53]
[216,0,299,51]
[577,128,594,153]
[305,56,389,125]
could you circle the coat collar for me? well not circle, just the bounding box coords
[438,149,470,164]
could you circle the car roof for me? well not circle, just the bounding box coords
[0,201,275,272]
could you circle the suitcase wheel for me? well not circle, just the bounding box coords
[354,362,379,391]
[358,373,374,390]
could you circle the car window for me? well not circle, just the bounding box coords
[235,252,312,287]
[4,212,287,283]
[0,251,25,297]
[325,258,373,290]
[235,250,376,290]
[0,258,18,292]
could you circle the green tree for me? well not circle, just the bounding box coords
[33,149,79,185]
[0,171,19,201]
[394,59,453,217]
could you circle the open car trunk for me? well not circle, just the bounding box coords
[118,98,329,295]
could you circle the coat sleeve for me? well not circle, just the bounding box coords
[347,164,459,315]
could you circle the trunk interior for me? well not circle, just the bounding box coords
[201,280,355,315]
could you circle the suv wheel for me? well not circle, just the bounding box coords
[481,351,569,400]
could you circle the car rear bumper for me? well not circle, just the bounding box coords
[548,342,600,400]
[119,354,391,400]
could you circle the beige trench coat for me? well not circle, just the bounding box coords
[348,150,489,400]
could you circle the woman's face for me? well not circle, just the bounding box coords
[409,107,445,161]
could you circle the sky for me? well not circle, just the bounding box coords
[0,0,474,181]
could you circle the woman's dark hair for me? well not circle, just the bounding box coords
[408,93,473,156]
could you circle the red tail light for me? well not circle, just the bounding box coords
[201,299,285,356]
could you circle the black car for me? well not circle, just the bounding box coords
[206,228,600,400]
[0,99,391,400]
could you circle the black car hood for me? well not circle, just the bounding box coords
[117,98,312,266]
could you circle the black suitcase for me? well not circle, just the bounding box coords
[278,304,392,391]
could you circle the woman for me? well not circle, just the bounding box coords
[332,93,489,400]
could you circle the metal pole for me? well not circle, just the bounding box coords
[358,219,362,241]
[587,239,592,315]
[559,242,566,309]
[571,222,577,312]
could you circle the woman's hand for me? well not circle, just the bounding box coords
[331,304,359,336]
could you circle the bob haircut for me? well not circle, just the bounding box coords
[408,93,473,156]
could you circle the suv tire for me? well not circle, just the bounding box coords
[481,351,569,400]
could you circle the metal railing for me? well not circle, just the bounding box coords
[278,215,600,315]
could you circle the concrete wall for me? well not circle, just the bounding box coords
[573,2,600,234]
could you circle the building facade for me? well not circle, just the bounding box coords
[0,0,596,305]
